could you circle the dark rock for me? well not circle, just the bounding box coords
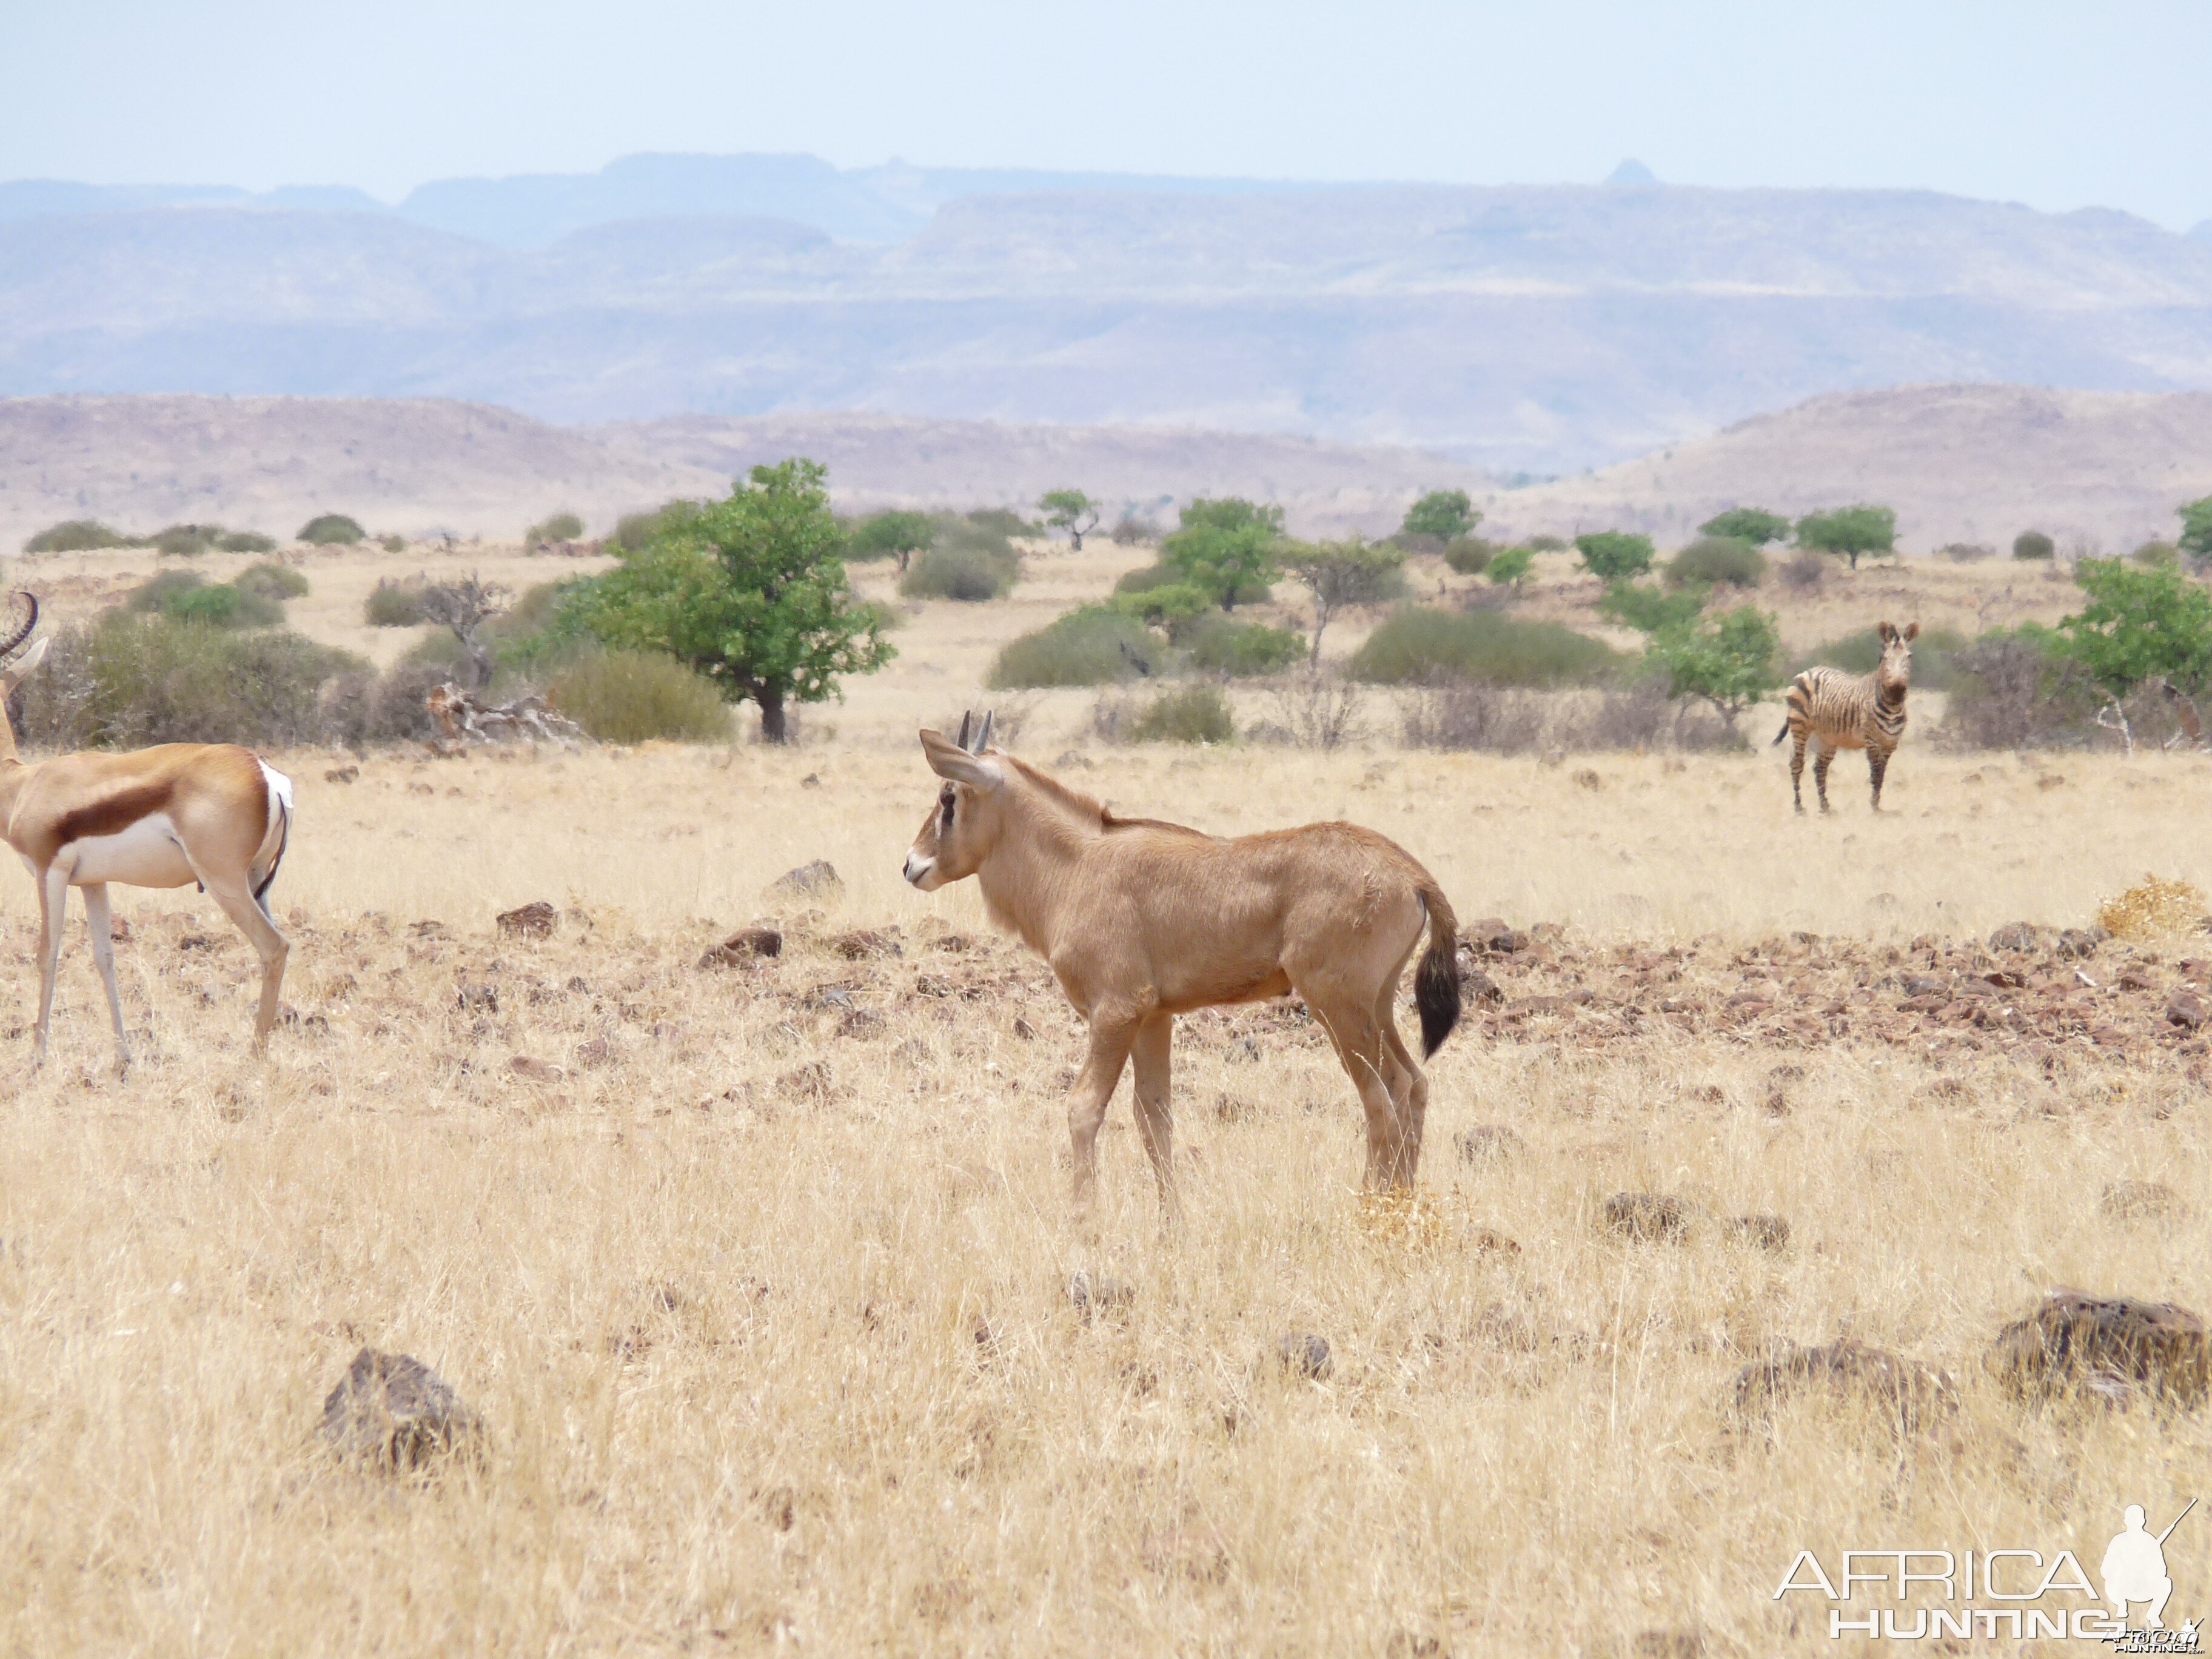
[2056,927,2107,959]
[768,860,842,898]
[1600,1191,1689,1243]
[1012,1017,1037,1040]
[830,928,901,960]
[700,925,782,967]
[1726,1213,1791,1251]
[1732,1339,1955,1432]
[1455,1124,1526,1162]
[1069,1272,1134,1320]
[1989,922,2041,952]
[324,765,359,784]
[495,900,557,940]
[1462,917,1521,954]
[574,1035,617,1068]
[2168,991,2206,1030]
[1278,1333,1333,1379]
[455,983,497,1013]
[508,1054,563,1084]
[1903,974,1944,996]
[1989,1287,2211,1407]
[319,1347,483,1470]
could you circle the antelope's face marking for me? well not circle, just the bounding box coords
[907,717,1007,889]
[1875,619,1919,693]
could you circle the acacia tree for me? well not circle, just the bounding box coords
[1698,507,1791,546]
[2059,557,2212,697]
[420,574,509,689]
[1796,504,1896,570]
[1038,489,1101,550]
[2179,495,2212,570]
[1400,489,1478,543]
[1647,605,1781,731]
[566,459,893,743]
[1162,497,1284,611]
[1574,530,1655,581]
[848,509,934,574]
[1282,535,1407,666]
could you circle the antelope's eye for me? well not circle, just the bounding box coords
[939,787,956,823]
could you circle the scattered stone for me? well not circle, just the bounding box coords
[1572,768,1604,791]
[319,1347,483,1470]
[835,1008,883,1038]
[1461,917,1521,954]
[1989,922,2041,953]
[495,900,557,940]
[508,1054,563,1084]
[1469,1227,1521,1256]
[1068,1272,1134,1320]
[574,1035,617,1068]
[1726,1213,1791,1251]
[777,1061,834,1101]
[2100,1179,2178,1222]
[802,985,856,1012]
[1988,1288,2210,1407]
[800,773,821,788]
[454,983,497,1013]
[2056,927,2107,959]
[1732,1339,1956,1432]
[323,765,359,784]
[1600,1191,1689,1243]
[700,925,782,967]
[768,860,841,899]
[1460,963,1504,1005]
[1012,1017,1037,1039]
[2167,991,2206,1030]
[830,928,901,960]
[1455,1124,1526,1162]
[1278,1333,1333,1379]
[1902,974,1943,996]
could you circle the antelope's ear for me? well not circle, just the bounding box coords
[0,635,48,686]
[1903,621,1920,641]
[1877,620,1896,644]
[920,726,1002,788]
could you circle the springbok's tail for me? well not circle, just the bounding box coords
[1412,874,1463,1059]
[253,762,294,905]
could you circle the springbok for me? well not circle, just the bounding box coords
[903,712,1463,1223]
[0,595,295,1067]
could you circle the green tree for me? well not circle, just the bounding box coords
[2177,496,2212,569]
[2057,557,2212,697]
[1795,504,1895,570]
[1038,489,1101,550]
[1647,605,1782,728]
[1487,545,1534,592]
[1400,489,1478,543]
[1697,508,1791,547]
[1281,535,1409,665]
[1574,530,1655,581]
[847,509,934,574]
[1161,497,1284,611]
[1597,580,1704,635]
[563,459,893,743]
[2012,529,2055,561]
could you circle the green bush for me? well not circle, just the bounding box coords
[1789,625,1967,692]
[2013,530,2056,561]
[1665,535,1766,589]
[2133,539,2182,568]
[612,505,680,554]
[1180,615,1305,676]
[1129,683,1235,744]
[548,648,734,743]
[1487,546,1534,589]
[152,523,224,557]
[125,569,283,629]
[299,513,366,546]
[53,612,358,747]
[900,518,1022,601]
[24,519,133,553]
[990,606,1161,688]
[1597,580,1705,634]
[1523,534,1569,552]
[1441,536,1496,575]
[1348,606,1621,686]
[527,510,585,544]
[364,577,427,626]
[235,561,309,601]
[1575,531,1655,581]
[964,507,1032,538]
[218,530,276,554]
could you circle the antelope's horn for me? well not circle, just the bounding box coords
[973,710,994,752]
[954,709,974,751]
[0,592,36,662]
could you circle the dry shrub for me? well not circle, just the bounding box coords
[2097,876,2208,941]
[1128,683,1235,744]
[1778,552,1826,591]
[549,649,734,743]
[1261,672,1367,749]
[1400,679,1736,754]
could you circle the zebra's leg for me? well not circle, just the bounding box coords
[1788,727,1808,814]
[1812,741,1835,814]
[1869,746,1891,811]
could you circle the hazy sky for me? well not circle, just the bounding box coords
[6,0,2210,227]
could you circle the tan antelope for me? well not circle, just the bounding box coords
[0,595,295,1067]
[903,712,1463,1223]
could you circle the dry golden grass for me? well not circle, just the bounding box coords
[4,738,2211,1656]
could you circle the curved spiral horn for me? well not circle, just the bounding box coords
[0,592,36,663]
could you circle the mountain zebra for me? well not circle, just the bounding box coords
[1774,620,1920,813]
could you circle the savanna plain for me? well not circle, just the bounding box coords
[4,544,2211,1658]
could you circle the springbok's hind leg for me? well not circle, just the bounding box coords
[1129,1013,1182,1228]
[203,877,289,1052]
[1067,1014,1139,1224]
[81,883,130,1068]
[33,864,69,1065]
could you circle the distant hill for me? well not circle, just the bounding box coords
[7,164,2212,472]
[0,395,1492,551]
[1484,384,2212,553]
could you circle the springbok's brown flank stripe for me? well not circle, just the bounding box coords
[53,782,176,847]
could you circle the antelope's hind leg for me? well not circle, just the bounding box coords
[1306,988,1406,1191]
[1129,1012,1182,1227]
[204,877,289,1051]
[81,883,131,1068]
[33,864,69,1065]
[1374,984,1428,1187]
[1067,1013,1140,1224]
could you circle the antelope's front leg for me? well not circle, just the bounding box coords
[1128,1013,1182,1228]
[32,862,69,1065]
[1067,1014,1139,1225]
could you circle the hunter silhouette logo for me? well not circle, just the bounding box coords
[2103,1501,2193,1635]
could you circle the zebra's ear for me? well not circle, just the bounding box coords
[1877,620,1896,644]
[1903,621,1920,641]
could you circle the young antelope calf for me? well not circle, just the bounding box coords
[903,712,1463,1224]
[0,595,295,1067]
[1775,619,1920,813]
